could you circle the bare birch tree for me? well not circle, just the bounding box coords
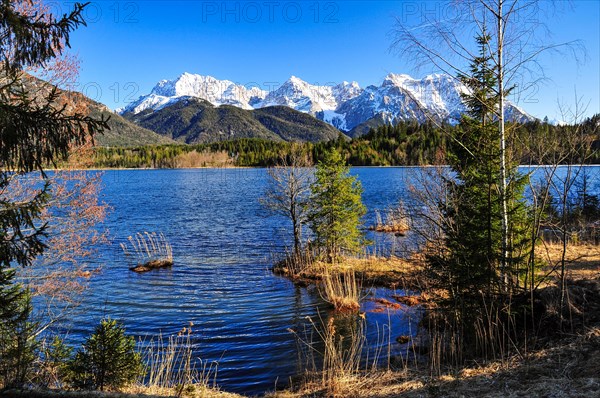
[261,144,313,259]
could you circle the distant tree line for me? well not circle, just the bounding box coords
[91,116,600,169]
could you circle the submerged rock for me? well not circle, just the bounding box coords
[130,259,173,273]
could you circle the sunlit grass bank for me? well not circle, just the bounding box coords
[538,242,600,280]
[273,253,427,291]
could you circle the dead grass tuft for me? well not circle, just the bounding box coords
[370,203,410,235]
[121,232,173,273]
[319,269,362,313]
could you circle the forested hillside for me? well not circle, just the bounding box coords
[92,116,600,168]
[121,98,343,144]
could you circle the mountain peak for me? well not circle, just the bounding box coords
[286,75,308,86]
[383,73,415,87]
[336,80,360,89]
[423,73,446,80]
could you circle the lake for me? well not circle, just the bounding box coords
[51,167,433,394]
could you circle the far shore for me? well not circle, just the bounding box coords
[45,163,600,172]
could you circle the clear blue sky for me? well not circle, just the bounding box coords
[63,0,599,120]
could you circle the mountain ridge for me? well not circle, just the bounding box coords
[18,73,175,147]
[119,72,536,135]
[122,97,344,144]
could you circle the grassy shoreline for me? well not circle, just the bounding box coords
[7,322,599,398]
[272,254,427,290]
[266,325,600,397]
[1,385,244,398]
[265,243,600,397]
[50,164,450,172]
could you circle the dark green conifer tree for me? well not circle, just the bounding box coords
[429,31,532,330]
[308,148,367,262]
[69,318,143,391]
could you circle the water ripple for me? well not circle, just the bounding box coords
[55,168,416,395]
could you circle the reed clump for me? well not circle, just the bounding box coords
[318,268,362,313]
[272,247,315,280]
[133,323,220,398]
[287,313,390,398]
[121,232,173,272]
[319,316,365,394]
[370,203,410,234]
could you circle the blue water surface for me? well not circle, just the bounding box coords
[54,167,428,394]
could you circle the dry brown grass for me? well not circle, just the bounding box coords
[123,384,244,398]
[0,385,243,398]
[284,313,389,398]
[291,255,426,291]
[319,269,362,312]
[538,242,600,281]
[121,232,173,272]
[269,327,600,398]
[278,241,599,291]
[392,326,600,398]
[173,151,234,168]
[134,324,223,398]
[370,205,410,235]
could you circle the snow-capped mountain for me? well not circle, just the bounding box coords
[118,72,267,114]
[254,77,363,131]
[257,76,361,112]
[335,73,468,131]
[120,72,535,133]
